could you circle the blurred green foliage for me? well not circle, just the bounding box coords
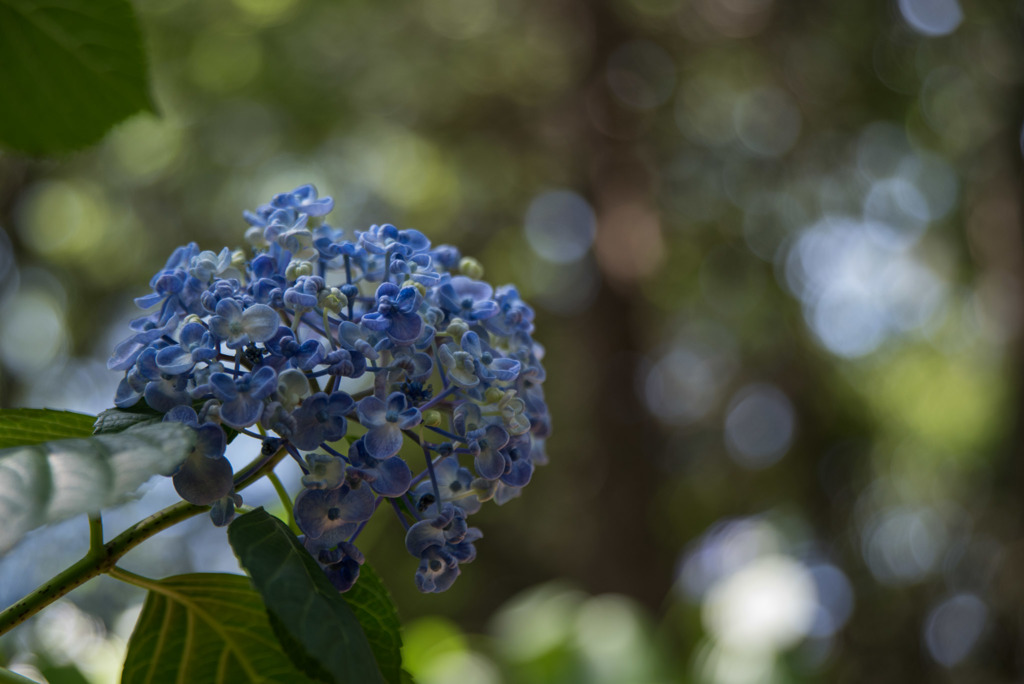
[2,0,1024,681]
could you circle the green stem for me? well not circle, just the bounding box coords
[266,471,299,535]
[0,445,289,637]
[87,513,104,557]
[106,565,159,592]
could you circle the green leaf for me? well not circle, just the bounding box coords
[93,408,161,435]
[227,508,386,684]
[0,422,195,554]
[121,573,323,684]
[0,0,153,155]
[0,408,95,448]
[342,564,404,684]
[0,667,42,684]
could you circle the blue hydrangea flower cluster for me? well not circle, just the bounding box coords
[108,185,550,593]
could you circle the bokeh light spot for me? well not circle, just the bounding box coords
[17,181,112,261]
[898,0,963,37]
[703,554,817,652]
[0,288,67,378]
[724,384,796,469]
[524,190,597,264]
[109,114,184,181]
[924,593,986,667]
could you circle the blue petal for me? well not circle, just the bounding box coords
[242,304,280,342]
[357,396,387,428]
[155,346,194,375]
[220,393,264,428]
[500,459,533,487]
[249,366,278,400]
[487,358,521,382]
[329,391,355,416]
[364,424,404,461]
[387,311,423,344]
[295,485,375,539]
[396,407,421,430]
[134,292,164,309]
[173,452,234,505]
[209,373,239,401]
[386,392,408,414]
[163,405,199,427]
[405,519,445,556]
[360,312,390,332]
[144,382,190,413]
[474,445,505,480]
[415,547,460,593]
[108,339,146,371]
[367,457,412,497]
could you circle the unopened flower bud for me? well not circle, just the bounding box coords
[459,256,484,280]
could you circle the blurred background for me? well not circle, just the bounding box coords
[1,0,1023,681]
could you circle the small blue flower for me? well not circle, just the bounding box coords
[410,456,481,515]
[323,348,367,378]
[436,276,498,321]
[484,285,535,337]
[338,321,382,361]
[136,348,191,413]
[301,452,347,489]
[359,223,431,257]
[208,299,280,348]
[471,424,510,480]
[357,392,421,460]
[108,314,181,372]
[390,253,441,285]
[289,391,354,451]
[163,407,232,506]
[460,331,521,383]
[190,247,242,283]
[437,343,479,389]
[306,538,364,592]
[499,433,533,487]
[283,275,324,310]
[387,347,433,384]
[210,491,243,527]
[265,327,324,371]
[271,184,335,217]
[294,479,375,540]
[154,322,218,375]
[346,438,412,498]
[361,283,423,344]
[405,505,481,593]
[429,244,461,271]
[209,366,277,428]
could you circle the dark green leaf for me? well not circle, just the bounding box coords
[342,564,404,684]
[0,0,153,155]
[0,422,195,554]
[93,408,161,435]
[0,408,95,448]
[121,573,323,684]
[227,508,386,684]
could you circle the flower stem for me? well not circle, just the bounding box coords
[87,513,104,558]
[267,471,299,535]
[0,445,289,637]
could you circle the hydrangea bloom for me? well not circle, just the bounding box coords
[108,185,551,593]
